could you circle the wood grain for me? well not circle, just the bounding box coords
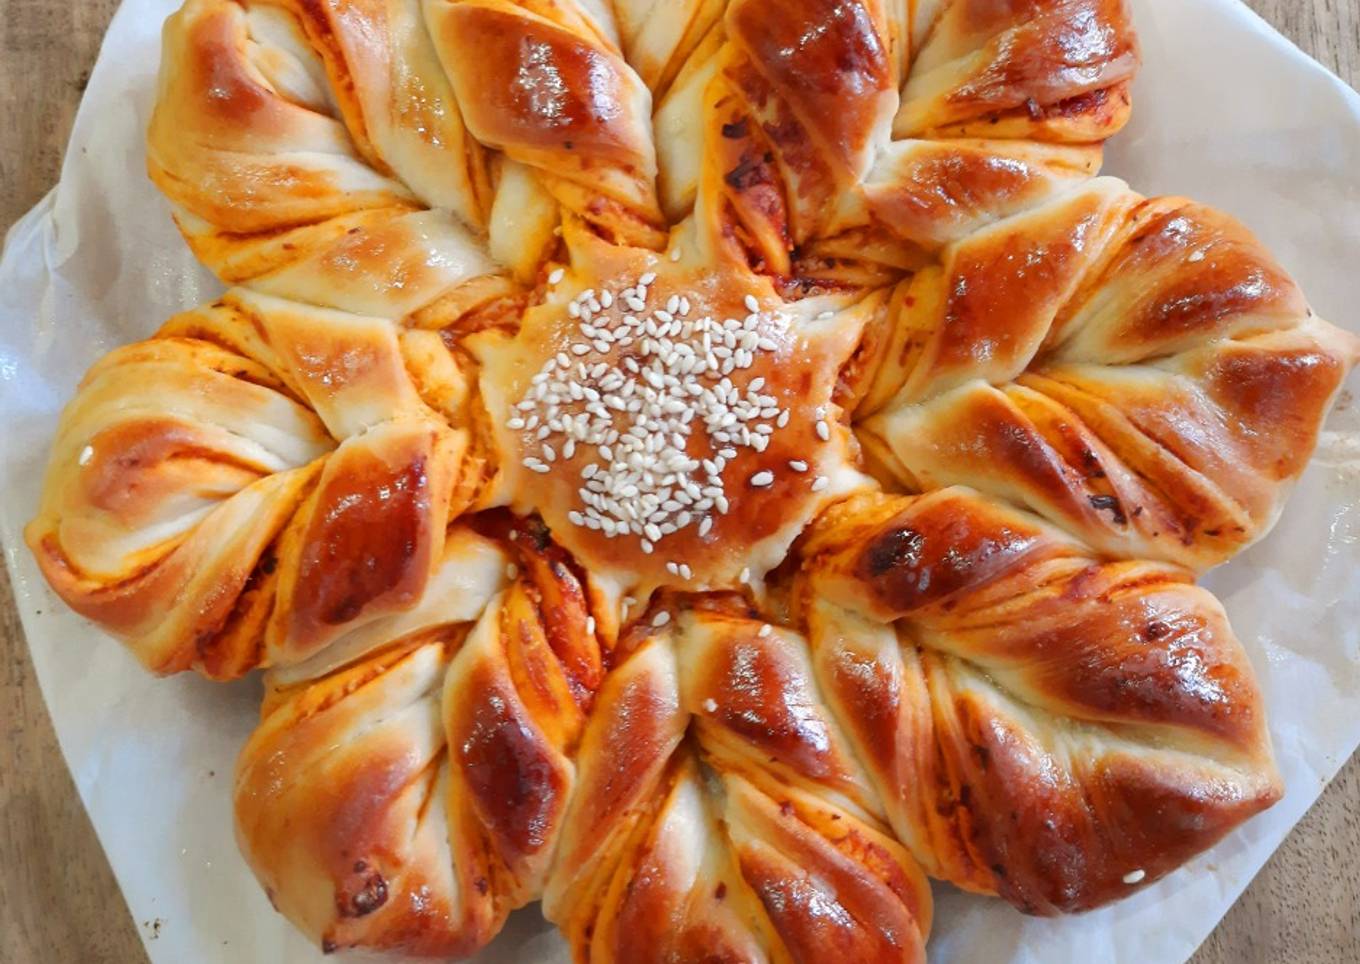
[0,1,1356,962]
[0,3,149,959]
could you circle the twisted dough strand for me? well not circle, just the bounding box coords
[895,0,1138,141]
[853,179,1360,569]
[148,0,499,314]
[26,290,483,677]
[235,518,601,956]
[23,0,1359,958]
[798,486,1280,913]
[544,597,933,963]
[695,0,1137,283]
[698,0,900,277]
[426,0,667,250]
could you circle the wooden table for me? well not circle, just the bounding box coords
[2,1,1357,960]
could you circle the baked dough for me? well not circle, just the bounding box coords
[25,0,1358,958]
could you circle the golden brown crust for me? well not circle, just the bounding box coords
[835,138,1103,252]
[856,182,1360,570]
[800,487,1281,913]
[23,0,1360,957]
[148,0,415,232]
[543,605,932,963]
[26,293,477,678]
[470,227,871,592]
[235,519,597,955]
[148,0,497,315]
[426,0,665,247]
[697,0,899,274]
[896,0,1140,140]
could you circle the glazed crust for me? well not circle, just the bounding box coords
[25,0,1359,959]
[235,518,599,955]
[545,600,932,963]
[25,291,481,677]
[853,184,1360,570]
[800,488,1280,912]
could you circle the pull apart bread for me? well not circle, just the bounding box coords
[25,0,1358,959]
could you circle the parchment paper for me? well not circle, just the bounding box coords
[2,0,1359,961]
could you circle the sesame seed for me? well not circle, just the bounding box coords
[703,698,718,712]
[744,294,760,313]
[78,445,95,466]
[739,567,751,583]
[510,269,796,558]
[758,624,772,637]
[586,616,596,634]
[548,268,565,285]
[670,248,682,261]
[505,563,519,580]
[812,476,829,491]
[789,460,808,472]
[816,420,831,441]
[1123,869,1145,884]
[652,611,671,627]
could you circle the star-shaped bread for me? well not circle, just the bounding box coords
[25,0,1358,959]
